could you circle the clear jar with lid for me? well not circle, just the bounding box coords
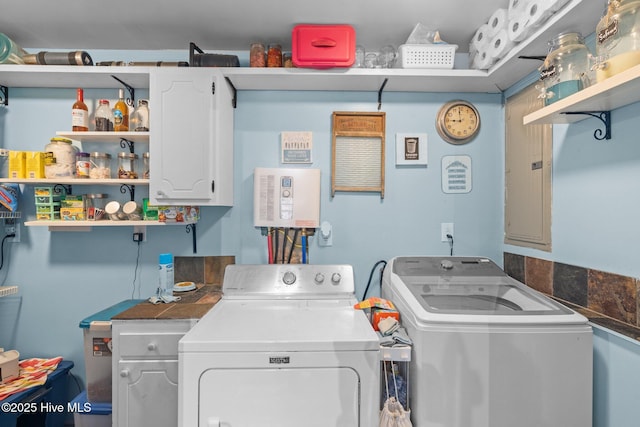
[267,44,282,67]
[44,137,78,178]
[118,152,138,179]
[90,152,112,179]
[143,152,150,179]
[95,99,114,131]
[250,43,266,67]
[539,32,592,106]
[86,193,108,220]
[130,99,150,132]
[595,0,640,82]
[75,152,90,178]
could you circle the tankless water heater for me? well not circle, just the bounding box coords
[253,167,320,228]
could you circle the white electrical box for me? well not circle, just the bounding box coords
[253,167,321,228]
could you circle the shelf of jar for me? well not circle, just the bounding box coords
[24,219,196,232]
[56,131,149,143]
[523,63,640,125]
[0,178,149,185]
[0,65,153,88]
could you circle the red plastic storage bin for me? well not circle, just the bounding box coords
[292,24,356,68]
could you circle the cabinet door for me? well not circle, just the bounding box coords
[117,360,179,427]
[150,68,234,206]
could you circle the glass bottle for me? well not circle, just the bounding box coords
[113,88,129,131]
[143,152,150,179]
[130,99,150,132]
[72,88,89,131]
[95,99,114,131]
[595,0,640,82]
[539,32,592,106]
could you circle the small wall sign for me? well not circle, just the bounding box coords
[281,131,313,164]
[441,155,472,194]
[395,133,428,166]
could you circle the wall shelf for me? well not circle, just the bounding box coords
[24,219,195,232]
[524,63,640,126]
[0,0,603,95]
[56,131,149,143]
[0,178,149,185]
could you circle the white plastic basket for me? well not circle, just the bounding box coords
[397,44,458,69]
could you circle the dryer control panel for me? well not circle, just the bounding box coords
[222,264,355,299]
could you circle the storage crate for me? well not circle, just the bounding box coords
[71,391,112,427]
[397,44,457,69]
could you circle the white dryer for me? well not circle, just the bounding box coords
[382,256,592,427]
[179,264,380,427]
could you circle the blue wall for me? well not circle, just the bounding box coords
[0,56,503,389]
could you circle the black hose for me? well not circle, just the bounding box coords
[361,260,387,301]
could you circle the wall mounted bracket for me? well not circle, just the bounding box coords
[120,138,135,153]
[224,76,237,108]
[111,75,135,107]
[120,184,136,201]
[562,111,611,140]
[0,85,8,106]
[53,184,72,195]
[377,78,388,111]
[186,223,197,253]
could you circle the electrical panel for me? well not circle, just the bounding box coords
[253,167,321,228]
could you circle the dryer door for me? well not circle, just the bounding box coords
[198,366,360,426]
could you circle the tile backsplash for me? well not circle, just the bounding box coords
[175,255,235,285]
[504,252,640,329]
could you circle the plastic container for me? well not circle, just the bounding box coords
[118,152,138,179]
[292,24,356,68]
[596,0,640,82]
[71,391,112,427]
[397,44,458,69]
[44,137,78,178]
[76,152,90,178]
[539,32,592,105]
[158,253,174,298]
[90,152,112,179]
[79,300,142,403]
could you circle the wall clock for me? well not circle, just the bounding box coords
[436,100,481,145]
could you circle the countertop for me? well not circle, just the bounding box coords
[112,283,222,320]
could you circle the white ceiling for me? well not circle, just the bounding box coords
[3,0,508,53]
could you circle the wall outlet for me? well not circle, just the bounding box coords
[4,219,20,243]
[441,222,454,242]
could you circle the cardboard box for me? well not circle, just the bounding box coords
[8,151,25,179]
[25,151,46,179]
[61,195,86,208]
[61,207,85,221]
[157,206,199,222]
[0,349,20,383]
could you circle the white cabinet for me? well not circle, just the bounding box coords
[112,319,196,427]
[149,68,234,206]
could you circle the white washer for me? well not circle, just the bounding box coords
[382,256,592,427]
[179,264,380,427]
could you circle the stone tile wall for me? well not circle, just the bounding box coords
[504,252,640,331]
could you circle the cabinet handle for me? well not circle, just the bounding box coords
[120,369,130,378]
[147,343,157,351]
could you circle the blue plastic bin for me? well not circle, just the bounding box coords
[70,391,111,427]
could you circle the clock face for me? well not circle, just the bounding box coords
[436,101,480,144]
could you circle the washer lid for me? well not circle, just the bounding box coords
[179,299,380,353]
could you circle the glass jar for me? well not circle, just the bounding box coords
[95,99,114,131]
[86,193,108,220]
[283,52,293,68]
[75,152,90,178]
[0,148,8,178]
[143,152,150,179]
[267,44,282,67]
[44,137,78,178]
[118,152,138,179]
[90,152,112,179]
[250,43,266,67]
[539,32,592,106]
[130,99,150,132]
[596,0,640,82]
